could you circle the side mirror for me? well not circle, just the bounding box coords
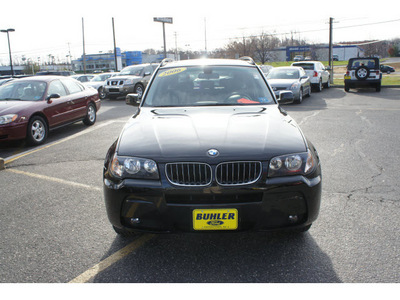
[278,91,294,104]
[144,72,151,77]
[126,93,141,106]
[325,66,331,70]
[300,75,309,80]
[46,93,60,102]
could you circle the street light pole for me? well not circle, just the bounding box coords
[1,28,15,77]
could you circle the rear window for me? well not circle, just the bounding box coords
[348,59,378,70]
[292,63,314,70]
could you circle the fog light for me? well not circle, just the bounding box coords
[288,215,298,223]
[130,217,141,224]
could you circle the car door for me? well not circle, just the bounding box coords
[60,78,88,121]
[141,65,154,87]
[320,63,329,83]
[43,79,73,128]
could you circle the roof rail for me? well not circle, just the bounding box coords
[160,58,174,67]
[239,56,256,65]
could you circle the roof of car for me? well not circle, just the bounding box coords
[292,61,320,64]
[159,58,257,69]
[10,75,74,82]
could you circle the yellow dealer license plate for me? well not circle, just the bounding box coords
[344,75,351,80]
[193,209,238,230]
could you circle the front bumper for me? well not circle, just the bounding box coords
[104,169,322,233]
[0,121,28,141]
[104,85,134,98]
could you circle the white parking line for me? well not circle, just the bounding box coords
[5,120,117,164]
[7,169,102,191]
[69,234,155,283]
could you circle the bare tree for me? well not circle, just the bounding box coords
[253,31,280,64]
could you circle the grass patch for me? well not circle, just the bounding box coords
[262,61,347,67]
[333,75,400,86]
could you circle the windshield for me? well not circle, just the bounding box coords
[143,65,275,107]
[0,81,46,101]
[120,66,143,76]
[91,74,111,82]
[267,68,300,80]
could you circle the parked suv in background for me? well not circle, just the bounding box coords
[104,63,158,99]
[344,57,382,92]
[291,61,330,92]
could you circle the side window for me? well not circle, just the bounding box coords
[62,79,84,94]
[47,80,68,97]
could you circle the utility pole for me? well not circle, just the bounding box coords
[204,18,208,57]
[82,18,86,74]
[328,17,334,84]
[174,32,178,60]
[153,17,173,59]
[112,17,118,71]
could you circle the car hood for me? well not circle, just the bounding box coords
[0,100,33,115]
[85,81,103,88]
[117,106,307,162]
[108,75,141,81]
[267,79,298,87]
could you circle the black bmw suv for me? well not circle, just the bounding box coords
[103,57,322,236]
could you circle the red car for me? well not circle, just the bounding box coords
[0,76,100,145]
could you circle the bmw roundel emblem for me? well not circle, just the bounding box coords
[207,149,219,157]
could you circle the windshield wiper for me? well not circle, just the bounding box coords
[1,98,22,101]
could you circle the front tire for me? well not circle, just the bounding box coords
[113,225,137,237]
[27,116,48,145]
[323,77,330,88]
[134,84,144,98]
[294,88,303,104]
[83,103,96,126]
[98,87,106,99]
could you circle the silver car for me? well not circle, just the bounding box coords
[84,72,118,99]
[104,64,157,99]
[267,67,311,104]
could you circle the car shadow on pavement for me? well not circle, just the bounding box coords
[92,231,340,283]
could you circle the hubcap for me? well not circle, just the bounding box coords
[135,86,143,98]
[88,106,96,122]
[358,69,368,78]
[31,120,45,142]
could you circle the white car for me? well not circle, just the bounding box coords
[291,61,330,92]
[84,72,118,99]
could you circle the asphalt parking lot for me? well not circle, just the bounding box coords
[0,87,399,284]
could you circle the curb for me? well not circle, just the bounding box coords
[331,85,400,88]
[0,157,4,170]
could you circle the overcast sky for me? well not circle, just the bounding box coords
[1,0,399,64]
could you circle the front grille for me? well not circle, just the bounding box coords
[165,163,212,186]
[216,161,262,186]
[110,80,124,86]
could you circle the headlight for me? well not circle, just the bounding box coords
[110,153,159,179]
[0,114,18,125]
[124,79,135,85]
[268,150,316,177]
[290,83,300,90]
